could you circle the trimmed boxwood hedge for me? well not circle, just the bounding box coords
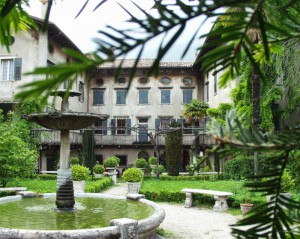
[37,174,57,180]
[85,177,112,193]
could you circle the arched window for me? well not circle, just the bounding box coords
[138,151,149,160]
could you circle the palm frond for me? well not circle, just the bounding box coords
[204,110,300,238]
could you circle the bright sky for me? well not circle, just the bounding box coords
[27,0,214,61]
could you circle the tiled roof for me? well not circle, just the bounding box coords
[98,59,193,69]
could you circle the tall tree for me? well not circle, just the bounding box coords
[165,122,183,176]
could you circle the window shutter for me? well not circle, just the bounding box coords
[126,118,131,135]
[111,119,116,135]
[155,118,160,130]
[14,58,22,80]
[103,120,107,135]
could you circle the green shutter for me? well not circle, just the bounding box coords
[14,58,22,80]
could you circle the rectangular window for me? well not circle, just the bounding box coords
[93,89,105,105]
[183,121,194,135]
[182,89,193,104]
[116,89,127,104]
[160,117,171,128]
[63,80,71,89]
[117,118,126,135]
[161,89,171,104]
[138,89,149,104]
[46,60,54,80]
[115,155,127,166]
[213,72,217,94]
[1,58,14,81]
[78,81,84,102]
[94,119,105,134]
[205,81,209,102]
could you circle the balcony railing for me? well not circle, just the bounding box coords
[31,127,215,146]
[30,128,82,145]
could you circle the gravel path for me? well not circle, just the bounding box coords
[103,182,239,239]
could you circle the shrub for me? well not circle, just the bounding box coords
[85,177,112,192]
[70,157,80,166]
[134,158,148,168]
[148,156,157,165]
[224,154,254,180]
[93,164,105,174]
[104,156,119,168]
[281,170,295,192]
[152,165,165,174]
[122,168,143,182]
[71,165,90,181]
[38,174,57,180]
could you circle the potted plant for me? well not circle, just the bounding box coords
[148,156,157,169]
[93,164,105,178]
[122,167,143,194]
[134,158,149,175]
[104,156,120,172]
[71,164,90,193]
[240,203,254,215]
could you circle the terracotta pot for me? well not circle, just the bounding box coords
[240,203,253,215]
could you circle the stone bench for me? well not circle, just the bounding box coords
[0,187,27,194]
[181,188,233,212]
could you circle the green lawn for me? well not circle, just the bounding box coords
[141,178,245,193]
[141,178,265,207]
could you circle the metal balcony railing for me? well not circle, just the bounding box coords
[31,127,215,146]
[30,128,82,145]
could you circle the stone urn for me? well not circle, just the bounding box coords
[73,181,86,193]
[240,203,253,215]
[127,182,141,194]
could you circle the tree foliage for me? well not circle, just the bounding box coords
[183,99,208,122]
[0,110,38,187]
[165,122,183,176]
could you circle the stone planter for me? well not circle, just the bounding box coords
[93,173,102,178]
[240,203,253,215]
[73,181,86,193]
[106,167,116,173]
[127,182,141,194]
[106,167,118,184]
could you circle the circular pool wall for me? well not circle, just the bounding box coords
[0,193,165,239]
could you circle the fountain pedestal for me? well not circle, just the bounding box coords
[56,169,75,209]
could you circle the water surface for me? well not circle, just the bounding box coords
[0,197,153,230]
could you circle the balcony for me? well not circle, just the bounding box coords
[31,127,214,147]
[30,128,82,145]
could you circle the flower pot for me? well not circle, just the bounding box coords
[240,203,253,215]
[127,182,141,194]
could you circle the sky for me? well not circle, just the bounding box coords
[27,0,214,62]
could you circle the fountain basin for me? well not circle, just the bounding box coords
[0,193,165,239]
[28,112,109,130]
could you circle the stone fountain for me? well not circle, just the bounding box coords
[28,89,108,210]
[0,89,165,238]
